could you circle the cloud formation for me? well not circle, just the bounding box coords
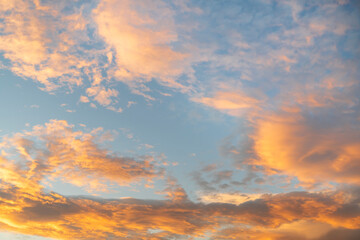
[249,110,360,186]
[1,1,360,239]
[0,121,359,239]
[0,120,162,192]
[193,91,261,117]
[1,0,358,111]
[0,0,193,105]
[0,0,92,91]
[93,0,191,96]
[0,182,359,239]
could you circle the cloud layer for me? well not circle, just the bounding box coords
[0,181,359,239]
[0,121,359,239]
[0,0,193,106]
[0,120,161,192]
[1,0,360,239]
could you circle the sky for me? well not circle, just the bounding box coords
[0,0,359,239]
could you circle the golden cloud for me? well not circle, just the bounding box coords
[250,111,360,187]
[193,91,261,117]
[0,120,162,192]
[0,0,192,104]
[0,0,92,91]
[0,185,359,239]
[93,0,190,95]
[1,120,359,239]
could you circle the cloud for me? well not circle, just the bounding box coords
[247,110,360,187]
[127,101,136,108]
[212,224,359,240]
[187,0,359,117]
[0,0,198,106]
[317,228,360,240]
[0,1,358,239]
[93,0,191,95]
[0,181,359,239]
[0,119,359,239]
[199,192,262,205]
[0,0,93,91]
[193,91,261,116]
[86,86,119,106]
[202,1,360,190]
[0,120,162,192]
[106,106,123,113]
[79,95,90,103]
[1,0,358,113]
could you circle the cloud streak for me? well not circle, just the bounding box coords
[0,121,359,239]
[0,120,162,192]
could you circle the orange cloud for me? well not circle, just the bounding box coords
[93,0,190,95]
[0,0,193,104]
[250,111,360,186]
[199,192,262,205]
[0,0,92,91]
[193,91,261,116]
[86,86,119,106]
[278,55,296,63]
[79,95,90,103]
[1,121,359,239]
[212,223,360,240]
[0,182,359,239]
[0,120,162,192]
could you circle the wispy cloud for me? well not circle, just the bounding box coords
[0,176,358,239]
[1,0,358,111]
[0,120,162,192]
[193,91,262,116]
